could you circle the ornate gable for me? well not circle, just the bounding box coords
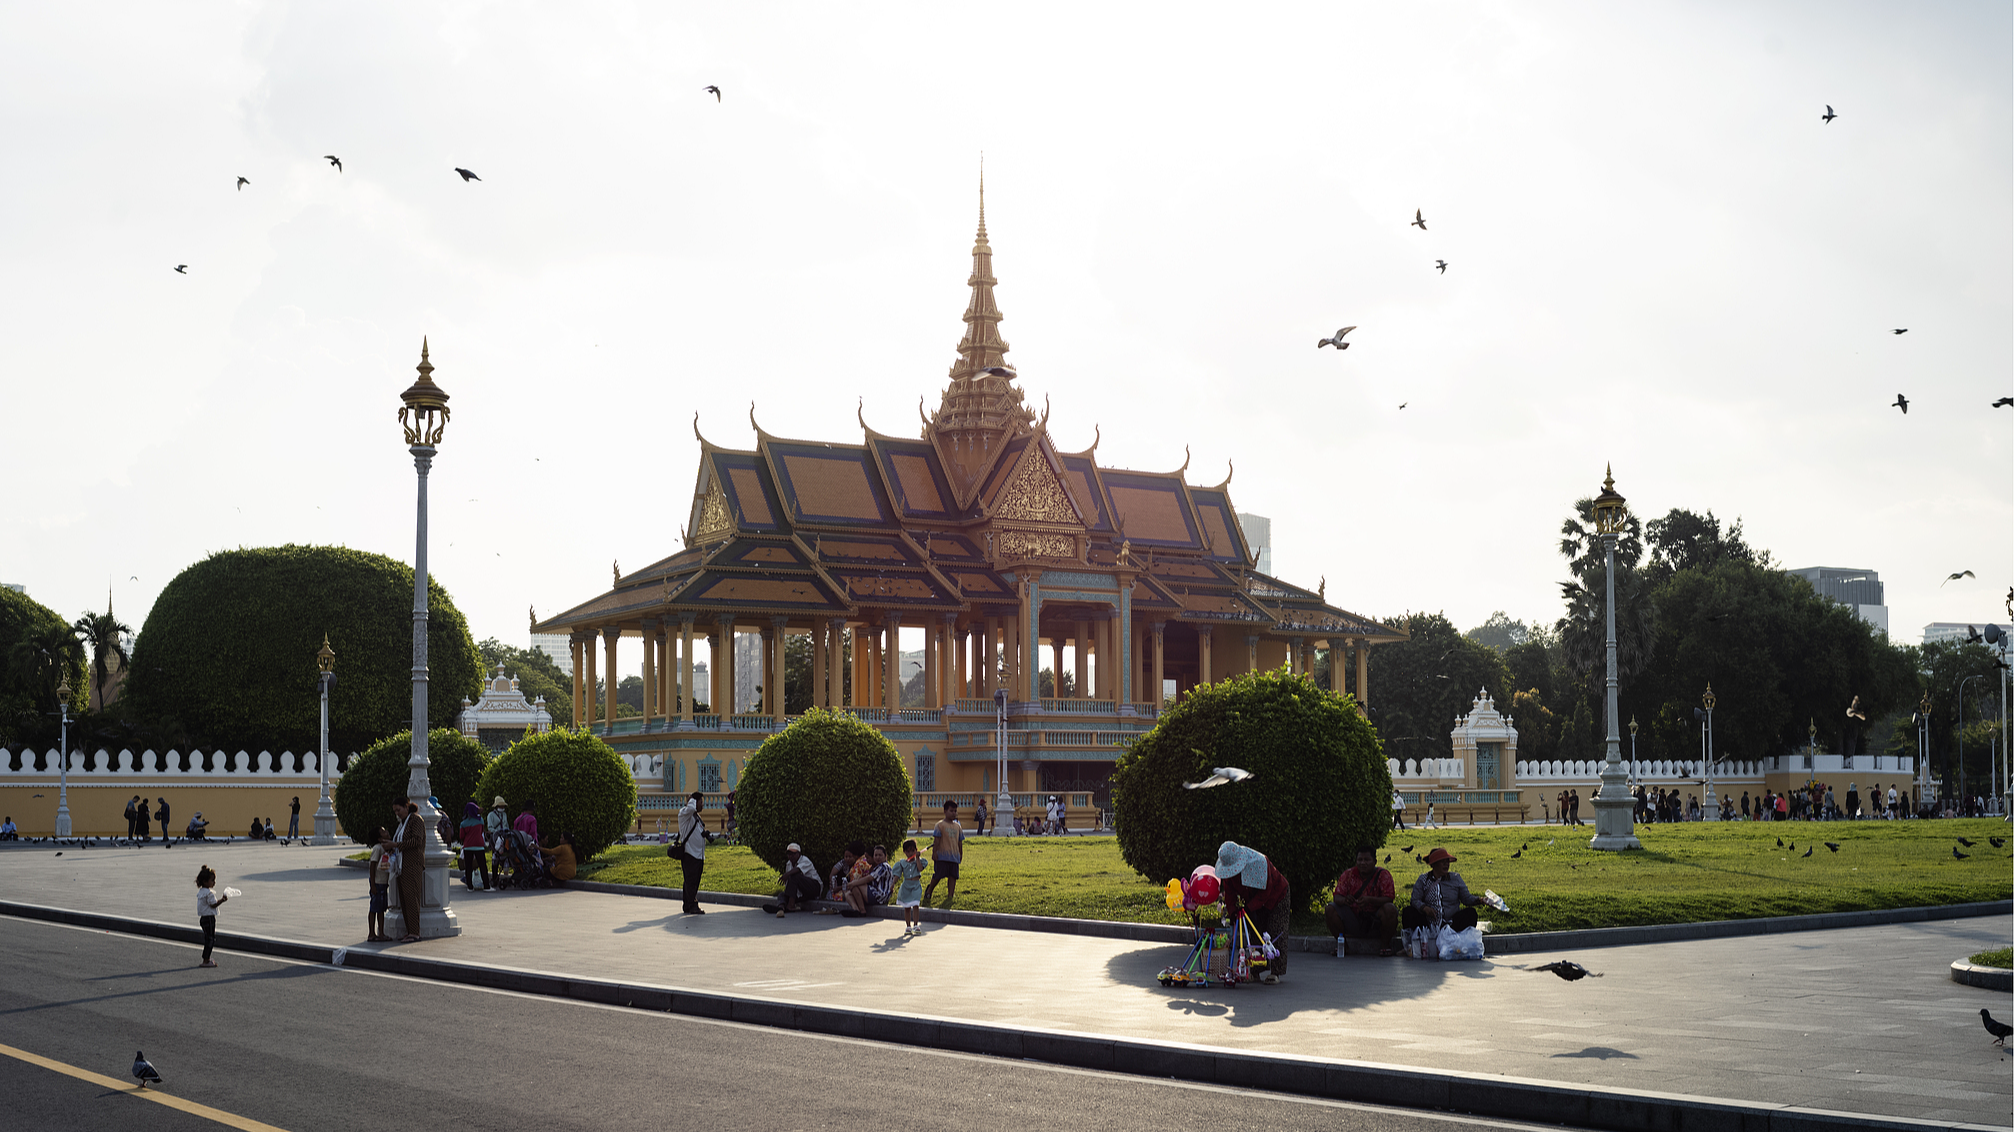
[692,476,733,545]
[994,441,1081,525]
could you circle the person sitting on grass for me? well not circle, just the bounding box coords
[764,842,821,916]
[1403,847,1483,936]
[1326,845,1399,956]
[817,842,866,914]
[842,844,893,918]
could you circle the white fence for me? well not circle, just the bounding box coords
[1,748,664,782]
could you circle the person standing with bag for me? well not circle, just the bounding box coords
[673,790,711,915]
[385,798,426,943]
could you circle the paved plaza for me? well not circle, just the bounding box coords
[1,840,2008,1127]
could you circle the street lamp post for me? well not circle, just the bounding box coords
[1628,716,1638,787]
[54,677,73,839]
[395,339,460,938]
[1913,693,1931,816]
[1589,466,1640,850]
[312,635,338,845]
[994,687,1014,836]
[1959,674,1986,818]
[1700,685,1719,821]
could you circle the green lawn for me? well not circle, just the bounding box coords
[581,820,2013,935]
[1969,947,2012,969]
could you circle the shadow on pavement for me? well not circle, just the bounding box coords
[1103,944,1455,1027]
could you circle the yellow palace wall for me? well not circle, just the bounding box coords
[0,782,333,840]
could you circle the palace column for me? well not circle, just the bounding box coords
[582,629,599,730]
[706,618,723,716]
[1198,626,1212,686]
[655,619,672,723]
[880,614,899,709]
[923,616,940,709]
[1071,620,1086,699]
[770,617,789,721]
[641,623,657,722]
[850,626,867,707]
[951,619,967,700]
[723,615,742,717]
[1245,634,1259,678]
[828,619,846,709]
[759,621,776,716]
[570,633,586,727]
[679,615,695,726]
[602,627,620,730]
[1151,621,1166,709]
[1356,638,1369,708]
[811,617,828,709]
[1050,638,1064,699]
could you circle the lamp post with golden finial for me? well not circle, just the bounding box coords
[1589,466,1641,850]
[311,635,338,845]
[1700,684,1719,820]
[54,676,73,839]
[395,339,460,937]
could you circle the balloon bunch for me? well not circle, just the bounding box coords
[1164,865,1222,911]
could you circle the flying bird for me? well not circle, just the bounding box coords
[1956,837,1976,847]
[1953,847,1970,860]
[1891,394,1908,414]
[1184,767,1255,789]
[1317,326,1355,350]
[1825,842,1840,852]
[455,167,481,182]
[704,84,721,101]
[1411,209,1427,230]
[1944,571,1975,585]
[1891,328,1907,334]
[323,155,341,172]
[1801,847,1813,858]
[1822,105,1837,123]
[236,177,249,191]
[1994,398,2013,408]
[978,365,1017,378]
[1528,960,1602,981]
[1398,402,1408,410]
[1434,260,1447,274]
[1983,1009,2012,1047]
[133,1051,162,1087]
[173,265,187,274]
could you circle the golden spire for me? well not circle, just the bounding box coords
[949,167,1010,381]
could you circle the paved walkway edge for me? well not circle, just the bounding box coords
[1950,960,2014,992]
[4,900,2006,1132]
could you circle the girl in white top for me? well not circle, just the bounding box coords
[194,865,229,968]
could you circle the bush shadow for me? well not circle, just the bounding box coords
[1104,942,1468,1028]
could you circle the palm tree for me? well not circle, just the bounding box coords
[10,621,85,706]
[74,603,133,710]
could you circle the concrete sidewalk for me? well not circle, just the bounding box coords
[2,841,2007,1128]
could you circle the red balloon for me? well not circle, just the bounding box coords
[1186,865,1221,906]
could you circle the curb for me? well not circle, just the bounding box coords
[0,898,1996,1132]
[1949,961,2013,992]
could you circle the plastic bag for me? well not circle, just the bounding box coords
[1408,926,1438,960]
[1437,924,1485,961]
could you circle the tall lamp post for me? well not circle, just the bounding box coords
[1589,466,1641,850]
[395,339,460,938]
[311,635,338,845]
[54,677,73,839]
[994,687,1014,836]
[1699,685,1719,821]
[1959,674,1986,818]
[1913,693,1931,816]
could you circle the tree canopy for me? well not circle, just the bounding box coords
[0,588,88,749]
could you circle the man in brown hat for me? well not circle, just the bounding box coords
[1402,847,1483,935]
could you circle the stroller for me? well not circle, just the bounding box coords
[491,829,545,890]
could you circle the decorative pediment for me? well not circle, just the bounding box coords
[694,477,734,544]
[998,530,1075,560]
[995,443,1081,525]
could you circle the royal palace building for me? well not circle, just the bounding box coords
[531,191,1406,825]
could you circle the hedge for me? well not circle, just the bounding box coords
[474,728,636,860]
[334,727,492,845]
[736,708,913,881]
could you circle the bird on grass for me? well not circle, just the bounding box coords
[1953,847,1970,860]
[1892,394,1909,414]
[1990,837,2006,849]
[1944,571,1975,585]
[1411,209,1427,230]
[1399,846,1414,854]
[1317,326,1355,350]
[1801,847,1813,858]
[1825,842,1841,852]
[173,265,187,274]
[1527,960,1602,981]
[1822,105,1837,123]
[1788,842,1795,852]
[323,155,341,172]
[1183,766,1254,790]
[454,167,481,182]
[1983,1010,2012,1047]
[1384,854,1391,863]
[1776,837,1784,848]
[133,1051,162,1087]
[704,84,721,101]
[1511,848,1522,859]
[1522,843,1529,851]
[236,176,249,191]
[1957,837,1976,847]
[1435,259,1447,274]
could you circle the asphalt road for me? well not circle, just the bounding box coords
[0,915,1575,1132]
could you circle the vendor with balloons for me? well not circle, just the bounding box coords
[1214,840,1291,984]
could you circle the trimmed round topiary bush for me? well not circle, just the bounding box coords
[737,707,912,879]
[1109,668,1389,910]
[124,544,482,757]
[474,727,636,861]
[334,727,492,845]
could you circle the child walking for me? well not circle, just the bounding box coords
[891,839,926,936]
[366,827,390,941]
[194,865,229,968]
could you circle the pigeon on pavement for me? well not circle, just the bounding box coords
[1184,767,1255,789]
[133,1051,162,1087]
[1983,1009,2012,1047]
[1528,961,1602,981]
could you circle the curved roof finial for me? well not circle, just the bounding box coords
[692,411,710,446]
[1089,423,1100,453]
[918,395,931,429]
[749,400,763,436]
[1174,445,1191,478]
[1038,393,1050,433]
[1215,458,1235,491]
[857,396,869,432]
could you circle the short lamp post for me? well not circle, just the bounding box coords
[1628,716,1639,786]
[1588,466,1641,850]
[311,635,339,845]
[994,687,1015,836]
[1699,685,1719,821]
[396,339,460,938]
[1914,693,1932,816]
[54,677,73,839]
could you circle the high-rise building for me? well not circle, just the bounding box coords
[529,632,574,676]
[1786,566,1888,637]
[1236,512,1272,575]
[1922,622,2013,646]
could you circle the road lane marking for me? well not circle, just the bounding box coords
[0,1040,293,1132]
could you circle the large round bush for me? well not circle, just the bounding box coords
[334,727,492,845]
[124,545,482,757]
[1110,668,1389,910]
[474,728,636,860]
[737,708,912,879]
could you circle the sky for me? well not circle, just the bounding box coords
[3,1,2009,686]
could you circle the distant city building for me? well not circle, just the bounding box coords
[1786,566,1888,638]
[1922,622,2013,646]
[529,632,574,676]
[2,583,24,594]
[1236,512,1272,574]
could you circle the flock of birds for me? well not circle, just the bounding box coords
[1317,107,2014,418]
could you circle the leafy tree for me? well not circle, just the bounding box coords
[1555,496,1655,689]
[124,545,482,757]
[1037,667,1076,697]
[0,589,87,751]
[73,605,132,710]
[782,630,849,714]
[475,727,637,859]
[736,708,912,879]
[1464,611,1532,652]
[1363,613,1515,768]
[475,637,571,726]
[1643,508,1761,586]
[1110,669,1387,910]
[333,727,492,846]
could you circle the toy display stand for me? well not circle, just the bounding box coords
[1156,910,1272,989]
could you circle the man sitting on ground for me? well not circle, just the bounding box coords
[842,844,893,918]
[0,816,17,841]
[817,842,865,914]
[186,813,209,841]
[1326,844,1399,955]
[764,842,822,916]
[1403,847,1483,936]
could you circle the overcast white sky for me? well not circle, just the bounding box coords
[4,1,2008,684]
